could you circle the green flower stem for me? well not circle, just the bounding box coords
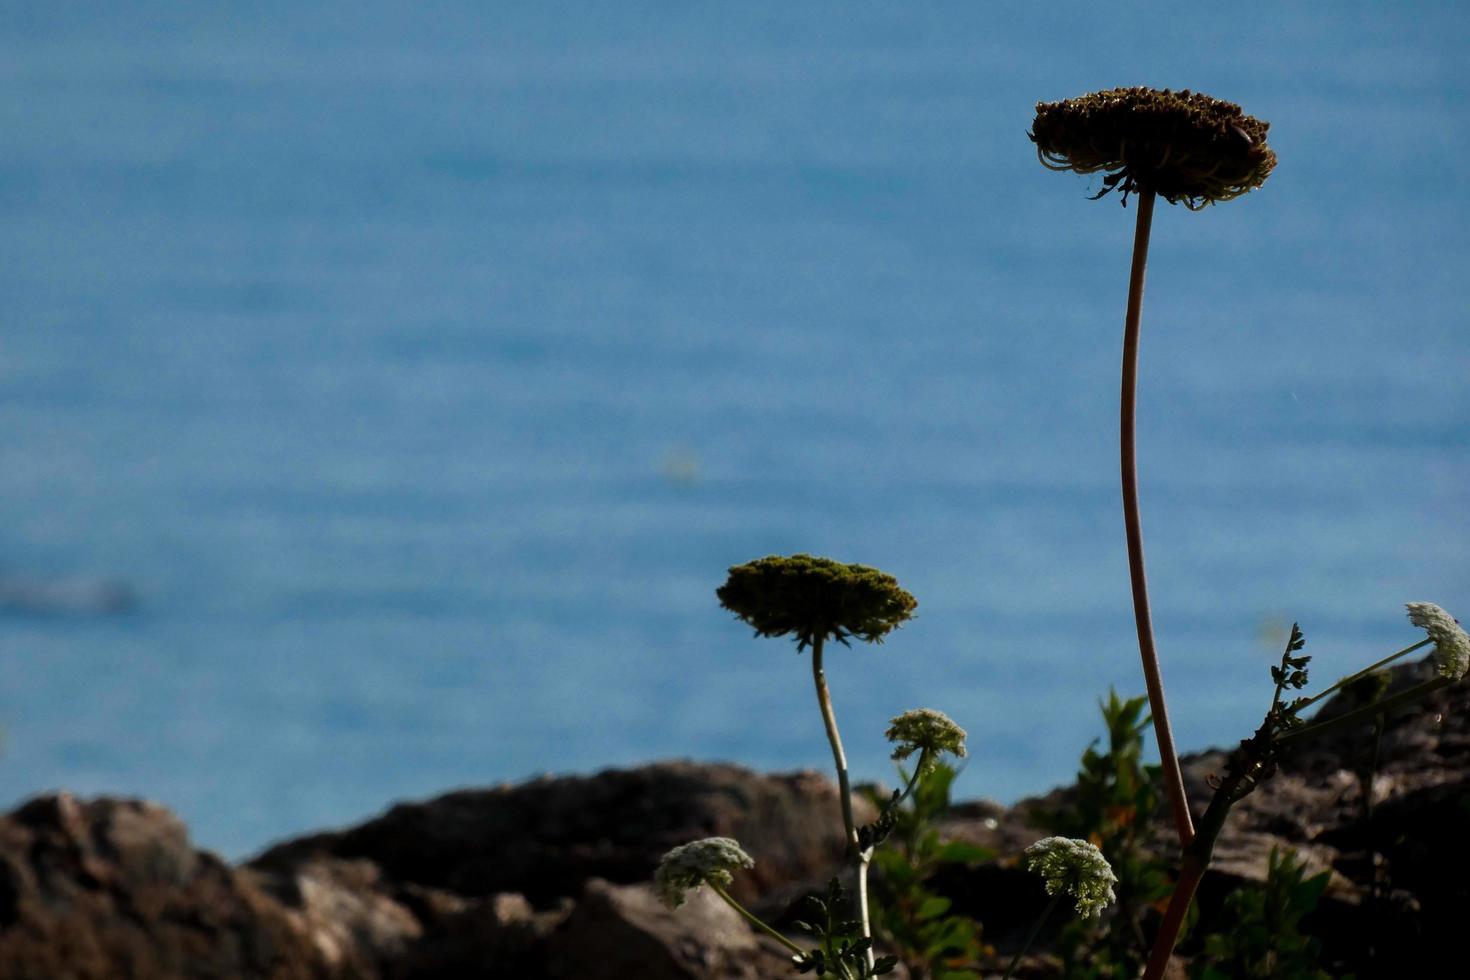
[1119,186,1195,848]
[810,635,875,971]
[1276,676,1452,748]
[707,882,805,957]
[891,753,928,812]
[1289,639,1432,715]
[1001,889,1064,980]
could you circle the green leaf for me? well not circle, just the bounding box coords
[933,840,994,864]
[915,895,951,921]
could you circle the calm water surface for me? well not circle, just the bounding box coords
[1,1,1466,857]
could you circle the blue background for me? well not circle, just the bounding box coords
[1,1,1466,857]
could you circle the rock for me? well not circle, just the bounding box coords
[0,793,328,980]
[248,857,421,975]
[545,879,789,980]
[253,761,868,908]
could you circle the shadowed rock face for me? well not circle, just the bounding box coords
[0,763,861,979]
[250,760,867,907]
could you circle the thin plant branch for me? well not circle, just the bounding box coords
[1002,890,1064,980]
[1289,639,1431,715]
[707,882,805,957]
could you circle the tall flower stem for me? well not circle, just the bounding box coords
[1119,186,1195,848]
[810,635,874,970]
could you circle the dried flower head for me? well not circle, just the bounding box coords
[1030,87,1276,209]
[1024,837,1117,917]
[1406,602,1469,682]
[716,554,917,650]
[654,837,755,909]
[886,708,968,775]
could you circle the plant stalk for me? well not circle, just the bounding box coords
[708,882,806,957]
[810,635,875,971]
[1119,186,1195,848]
[1142,764,1240,980]
[1289,638,1430,714]
[1002,889,1064,980]
[1276,676,1452,747]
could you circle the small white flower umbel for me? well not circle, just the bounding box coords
[654,837,755,909]
[885,708,968,776]
[1406,602,1469,682]
[1024,836,1118,918]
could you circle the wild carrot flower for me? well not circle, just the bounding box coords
[1030,87,1276,209]
[1406,602,1470,682]
[1024,837,1117,918]
[654,837,755,909]
[886,708,968,775]
[716,554,916,650]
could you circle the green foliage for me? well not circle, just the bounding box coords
[1040,690,1173,979]
[864,763,991,980]
[1190,848,1339,980]
[792,877,898,979]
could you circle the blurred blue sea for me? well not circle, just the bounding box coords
[0,1,1466,858]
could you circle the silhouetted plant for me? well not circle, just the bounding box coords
[1031,86,1278,857]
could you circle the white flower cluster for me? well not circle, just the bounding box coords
[885,708,968,776]
[1406,602,1469,682]
[654,836,754,909]
[1023,836,1117,918]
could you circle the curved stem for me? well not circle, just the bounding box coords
[1119,186,1194,848]
[708,882,805,957]
[1002,890,1063,980]
[892,753,928,811]
[811,635,874,970]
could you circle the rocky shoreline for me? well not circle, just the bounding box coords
[1,657,1464,978]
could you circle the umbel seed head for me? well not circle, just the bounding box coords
[654,837,755,909]
[886,708,968,775]
[1030,87,1276,209]
[1406,602,1470,682]
[1024,836,1118,918]
[717,554,917,650]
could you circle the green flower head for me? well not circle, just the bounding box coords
[886,708,967,776]
[1024,836,1118,918]
[1030,87,1276,209]
[1406,602,1469,682]
[716,554,917,650]
[654,837,755,909]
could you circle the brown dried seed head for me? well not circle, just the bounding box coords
[1030,87,1276,209]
